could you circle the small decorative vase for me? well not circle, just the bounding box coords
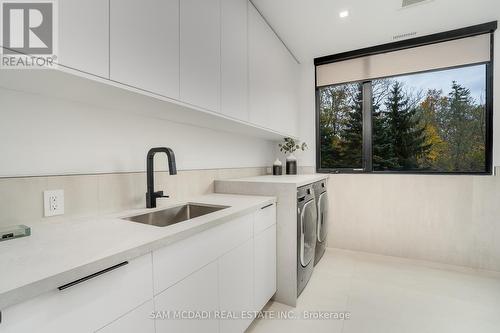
[273,158,283,176]
[286,153,297,175]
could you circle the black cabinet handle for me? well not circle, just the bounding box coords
[58,261,129,291]
[261,203,274,210]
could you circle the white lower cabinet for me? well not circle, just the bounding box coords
[218,239,254,333]
[96,300,155,333]
[254,224,277,311]
[1,206,277,333]
[1,254,153,333]
[154,262,219,333]
[152,214,253,295]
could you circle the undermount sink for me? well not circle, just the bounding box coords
[123,203,229,227]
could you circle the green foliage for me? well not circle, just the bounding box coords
[338,84,363,167]
[318,77,486,172]
[278,137,308,155]
[374,81,431,171]
[319,83,364,168]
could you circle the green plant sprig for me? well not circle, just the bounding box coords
[278,137,308,154]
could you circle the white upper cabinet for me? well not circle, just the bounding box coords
[58,0,109,78]
[220,0,248,121]
[248,3,298,136]
[180,0,221,112]
[273,44,299,136]
[248,4,274,130]
[110,0,180,98]
[52,0,298,138]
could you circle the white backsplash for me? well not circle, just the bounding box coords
[0,167,267,227]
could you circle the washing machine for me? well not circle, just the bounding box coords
[313,179,328,266]
[297,184,317,296]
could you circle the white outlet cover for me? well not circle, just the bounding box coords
[43,190,65,217]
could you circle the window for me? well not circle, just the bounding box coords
[372,65,487,172]
[315,22,496,174]
[319,82,363,169]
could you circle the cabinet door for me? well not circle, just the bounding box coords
[58,0,109,77]
[220,0,248,121]
[248,3,279,131]
[275,44,299,136]
[218,239,254,333]
[180,0,221,111]
[154,262,219,333]
[96,300,155,333]
[152,214,253,295]
[254,203,276,234]
[254,225,277,311]
[248,3,298,136]
[1,255,153,333]
[110,0,179,98]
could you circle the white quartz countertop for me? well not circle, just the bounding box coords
[0,193,275,310]
[217,174,328,187]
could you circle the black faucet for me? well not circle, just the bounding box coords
[146,147,177,208]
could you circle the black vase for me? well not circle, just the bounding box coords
[273,164,283,175]
[286,154,297,175]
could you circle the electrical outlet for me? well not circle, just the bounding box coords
[44,190,64,217]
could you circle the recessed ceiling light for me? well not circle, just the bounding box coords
[339,10,349,18]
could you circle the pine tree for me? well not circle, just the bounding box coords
[384,82,430,170]
[338,84,363,167]
[443,81,485,171]
[318,85,351,168]
[372,80,398,170]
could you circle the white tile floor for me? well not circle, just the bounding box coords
[247,248,500,333]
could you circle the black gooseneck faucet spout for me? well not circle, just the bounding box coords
[146,147,177,208]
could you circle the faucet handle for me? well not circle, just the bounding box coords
[154,191,169,199]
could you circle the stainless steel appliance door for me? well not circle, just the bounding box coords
[317,192,328,242]
[300,199,317,267]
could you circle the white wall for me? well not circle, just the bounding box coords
[327,173,500,271]
[297,62,317,167]
[0,88,276,177]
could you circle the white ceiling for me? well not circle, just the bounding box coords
[252,0,499,63]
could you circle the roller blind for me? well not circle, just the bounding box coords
[316,33,491,87]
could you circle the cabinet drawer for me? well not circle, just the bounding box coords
[153,214,253,295]
[154,262,219,333]
[254,202,276,234]
[96,300,155,333]
[1,254,153,333]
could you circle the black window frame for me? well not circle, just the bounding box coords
[315,21,497,175]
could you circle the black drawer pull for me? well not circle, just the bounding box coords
[261,203,274,210]
[58,261,129,291]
